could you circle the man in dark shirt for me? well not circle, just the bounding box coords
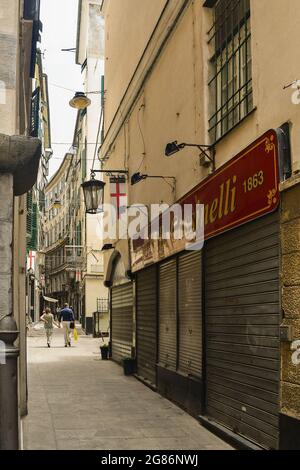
[59,303,75,347]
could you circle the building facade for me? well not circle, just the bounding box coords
[0,0,42,449]
[26,48,52,322]
[43,152,75,311]
[73,0,108,335]
[43,118,109,336]
[99,0,300,450]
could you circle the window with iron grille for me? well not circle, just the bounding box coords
[207,0,253,142]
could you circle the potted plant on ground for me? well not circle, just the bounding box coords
[100,342,109,360]
[123,357,136,375]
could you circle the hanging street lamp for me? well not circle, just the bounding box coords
[81,173,106,214]
[69,92,92,110]
[81,170,128,214]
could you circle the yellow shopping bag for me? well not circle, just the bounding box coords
[73,327,78,342]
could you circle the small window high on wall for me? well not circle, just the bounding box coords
[206,0,253,142]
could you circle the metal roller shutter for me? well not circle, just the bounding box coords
[205,211,280,449]
[159,259,177,369]
[136,266,157,386]
[111,283,133,364]
[178,251,202,378]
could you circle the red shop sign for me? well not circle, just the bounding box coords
[183,129,279,239]
[131,130,279,272]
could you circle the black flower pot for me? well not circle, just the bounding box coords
[100,346,109,360]
[123,357,136,375]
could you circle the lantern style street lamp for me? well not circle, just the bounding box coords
[81,174,106,214]
[82,170,128,214]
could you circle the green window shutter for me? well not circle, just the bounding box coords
[28,203,38,250]
[30,87,40,138]
[26,191,33,237]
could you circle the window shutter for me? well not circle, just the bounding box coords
[27,191,33,237]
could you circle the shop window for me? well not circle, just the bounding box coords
[207,0,253,142]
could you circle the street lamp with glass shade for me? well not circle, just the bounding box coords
[69,91,91,110]
[81,175,106,214]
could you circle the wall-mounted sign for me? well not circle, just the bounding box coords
[185,129,279,239]
[131,129,280,272]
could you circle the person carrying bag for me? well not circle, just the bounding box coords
[59,303,75,347]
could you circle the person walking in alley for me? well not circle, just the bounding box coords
[59,303,75,347]
[41,308,60,348]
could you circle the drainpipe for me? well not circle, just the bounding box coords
[0,133,41,450]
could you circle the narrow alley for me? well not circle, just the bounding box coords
[2,0,300,454]
[23,329,232,451]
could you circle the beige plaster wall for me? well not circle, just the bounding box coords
[281,179,300,419]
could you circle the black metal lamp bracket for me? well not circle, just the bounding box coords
[181,143,216,171]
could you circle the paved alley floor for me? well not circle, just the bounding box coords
[23,328,232,451]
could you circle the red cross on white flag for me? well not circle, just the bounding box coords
[110,178,127,219]
[28,251,36,270]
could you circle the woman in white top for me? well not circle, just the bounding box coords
[40,308,60,348]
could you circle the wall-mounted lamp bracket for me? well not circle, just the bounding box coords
[165,141,216,171]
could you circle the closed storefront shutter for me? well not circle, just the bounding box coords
[178,251,202,378]
[205,211,280,449]
[136,266,157,387]
[159,259,177,369]
[111,283,133,364]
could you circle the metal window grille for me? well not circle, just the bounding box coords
[97,298,109,313]
[208,0,253,142]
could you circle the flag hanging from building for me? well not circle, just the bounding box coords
[27,250,36,270]
[110,176,127,219]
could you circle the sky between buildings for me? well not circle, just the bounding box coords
[40,0,83,178]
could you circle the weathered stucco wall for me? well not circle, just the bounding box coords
[0,0,20,135]
[103,0,168,129]
[0,174,13,321]
[281,178,300,419]
[0,0,29,423]
[102,0,300,215]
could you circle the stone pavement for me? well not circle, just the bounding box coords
[23,328,233,450]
